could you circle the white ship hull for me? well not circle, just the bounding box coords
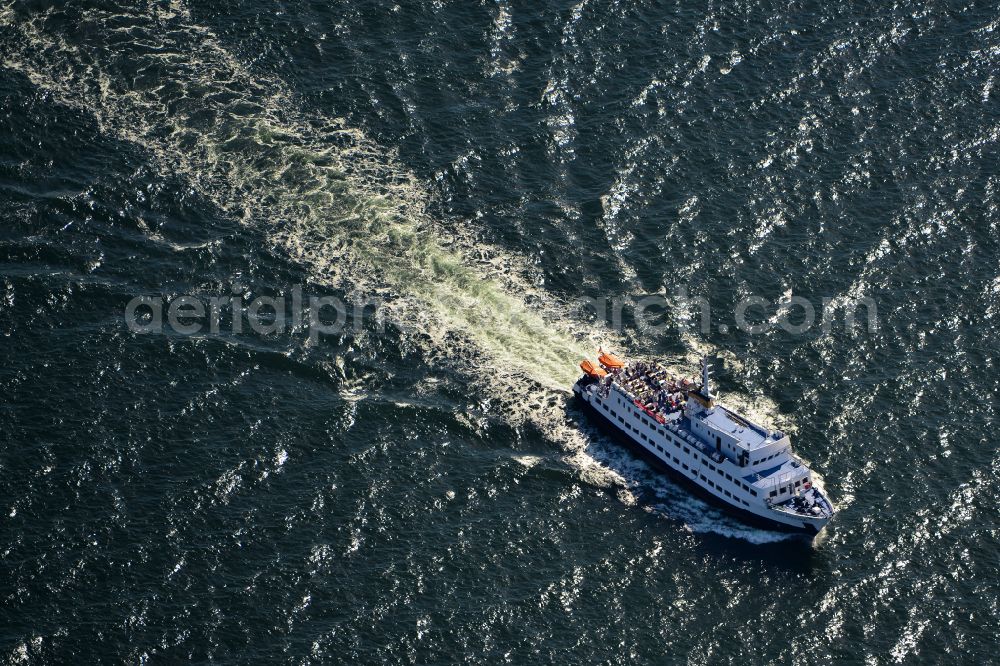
[573,364,834,537]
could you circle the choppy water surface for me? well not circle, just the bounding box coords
[1,1,998,663]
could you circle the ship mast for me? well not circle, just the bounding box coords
[701,357,713,400]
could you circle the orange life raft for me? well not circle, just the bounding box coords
[598,352,625,370]
[580,360,608,378]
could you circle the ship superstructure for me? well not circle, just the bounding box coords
[573,353,835,535]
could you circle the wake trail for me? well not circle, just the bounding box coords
[0,1,793,541]
[0,0,606,446]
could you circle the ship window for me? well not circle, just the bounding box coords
[700,474,707,481]
[656,445,663,452]
[641,433,647,441]
[673,439,679,448]
[596,398,602,405]
[683,447,690,454]
[617,416,624,423]
[769,490,777,498]
[717,469,724,476]
[658,429,664,436]
[672,456,679,463]
[725,474,732,481]
[750,490,757,497]
[794,480,801,486]
[682,463,689,470]
[708,464,716,472]
[724,491,732,498]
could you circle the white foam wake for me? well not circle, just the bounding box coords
[0,1,792,541]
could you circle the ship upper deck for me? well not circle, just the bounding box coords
[605,360,786,454]
[693,405,777,451]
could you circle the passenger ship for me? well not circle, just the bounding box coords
[573,353,835,535]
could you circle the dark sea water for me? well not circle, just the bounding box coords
[2,0,999,663]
